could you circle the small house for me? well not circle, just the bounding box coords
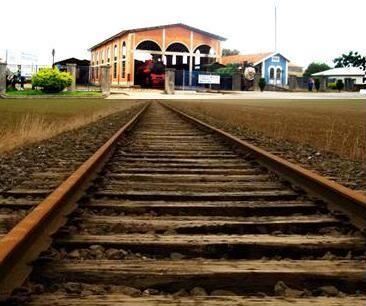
[312,67,366,90]
[221,52,290,86]
[54,58,90,85]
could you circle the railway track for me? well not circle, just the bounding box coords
[0,101,365,305]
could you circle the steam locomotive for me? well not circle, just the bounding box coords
[135,59,165,88]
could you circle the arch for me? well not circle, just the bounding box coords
[121,41,127,57]
[269,67,275,79]
[194,44,216,55]
[166,42,189,53]
[136,40,162,51]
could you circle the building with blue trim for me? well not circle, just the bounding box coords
[222,52,290,86]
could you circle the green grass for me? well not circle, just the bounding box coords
[6,88,102,97]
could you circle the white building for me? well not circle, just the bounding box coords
[312,67,366,86]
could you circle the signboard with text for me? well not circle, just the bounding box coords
[198,74,220,84]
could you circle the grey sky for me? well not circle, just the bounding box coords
[1,0,365,68]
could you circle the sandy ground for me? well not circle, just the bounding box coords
[108,89,366,100]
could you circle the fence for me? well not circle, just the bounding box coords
[174,70,232,91]
[57,65,100,91]
[4,63,100,91]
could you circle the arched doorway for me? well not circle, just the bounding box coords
[165,43,190,70]
[134,40,164,88]
[193,45,216,70]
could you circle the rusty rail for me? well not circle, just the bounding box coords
[162,102,366,231]
[0,102,149,301]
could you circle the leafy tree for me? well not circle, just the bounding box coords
[333,51,366,69]
[258,78,266,92]
[32,68,73,93]
[303,62,331,78]
[222,48,240,56]
[336,79,344,92]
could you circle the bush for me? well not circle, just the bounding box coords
[314,78,321,92]
[215,63,240,76]
[327,82,337,90]
[32,68,73,93]
[336,79,344,92]
[258,78,266,91]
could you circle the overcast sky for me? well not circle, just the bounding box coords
[1,0,365,68]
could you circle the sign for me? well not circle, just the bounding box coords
[6,50,38,78]
[198,74,220,84]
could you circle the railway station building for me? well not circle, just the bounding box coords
[89,23,226,87]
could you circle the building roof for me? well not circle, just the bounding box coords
[89,23,226,51]
[54,58,90,66]
[288,62,302,68]
[221,52,290,66]
[221,52,272,65]
[312,67,365,77]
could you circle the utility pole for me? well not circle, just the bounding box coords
[274,2,278,52]
[52,49,55,68]
[273,0,280,52]
[274,5,277,51]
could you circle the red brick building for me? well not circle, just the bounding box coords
[89,23,225,87]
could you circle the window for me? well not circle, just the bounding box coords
[121,42,126,59]
[101,50,104,64]
[121,42,126,79]
[272,56,280,63]
[107,47,111,63]
[121,61,126,78]
[114,45,117,61]
[269,67,275,79]
[113,62,117,78]
[276,68,281,80]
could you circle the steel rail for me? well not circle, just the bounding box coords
[0,102,150,301]
[162,102,366,231]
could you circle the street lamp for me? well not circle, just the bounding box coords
[52,49,55,68]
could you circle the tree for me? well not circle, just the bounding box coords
[32,68,73,93]
[222,48,240,56]
[303,62,331,78]
[333,51,366,69]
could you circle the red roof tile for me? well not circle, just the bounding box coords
[221,52,273,65]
